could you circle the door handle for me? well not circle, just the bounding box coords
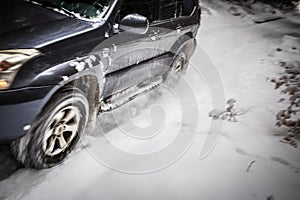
[176,25,182,33]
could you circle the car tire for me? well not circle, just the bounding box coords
[163,52,188,87]
[10,87,89,169]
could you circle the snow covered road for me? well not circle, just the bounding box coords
[0,1,300,200]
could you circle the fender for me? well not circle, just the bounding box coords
[16,54,108,131]
[29,55,106,93]
[170,33,197,60]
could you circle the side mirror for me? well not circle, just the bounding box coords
[119,13,149,34]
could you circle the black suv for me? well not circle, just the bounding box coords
[0,0,201,168]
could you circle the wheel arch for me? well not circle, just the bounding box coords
[51,74,101,130]
[67,74,100,129]
[32,55,107,130]
[170,32,197,60]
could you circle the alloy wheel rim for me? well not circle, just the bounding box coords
[170,57,185,79]
[43,106,81,156]
[174,58,184,73]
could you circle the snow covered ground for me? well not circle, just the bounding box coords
[0,1,300,200]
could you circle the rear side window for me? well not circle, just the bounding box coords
[182,0,197,16]
[159,0,176,20]
[159,0,197,20]
[119,0,197,23]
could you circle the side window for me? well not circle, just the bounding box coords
[159,0,177,20]
[159,0,197,21]
[182,0,197,16]
[120,0,159,23]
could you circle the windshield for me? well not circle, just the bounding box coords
[29,0,113,19]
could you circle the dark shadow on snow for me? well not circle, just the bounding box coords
[0,144,22,181]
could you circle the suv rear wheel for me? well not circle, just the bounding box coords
[11,87,89,169]
[163,52,188,87]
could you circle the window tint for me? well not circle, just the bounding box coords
[182,0,197,16]
[120,0,158,23]
[119,0,197,23]
[159,0,176,20]
[159,0,197,20]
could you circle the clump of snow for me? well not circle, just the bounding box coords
[209,99,251,122]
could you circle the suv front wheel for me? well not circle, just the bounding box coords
[11,87,89,169]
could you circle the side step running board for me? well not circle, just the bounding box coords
[99,77,163,112]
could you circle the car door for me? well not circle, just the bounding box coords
[102,0,161,97]
[142,0,179,77]
[151,0,199,76]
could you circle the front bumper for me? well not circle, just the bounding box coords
[0,85,56,142]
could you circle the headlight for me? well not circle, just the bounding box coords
[0,49,41,90]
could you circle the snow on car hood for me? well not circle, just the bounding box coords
[0,0,96,49]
